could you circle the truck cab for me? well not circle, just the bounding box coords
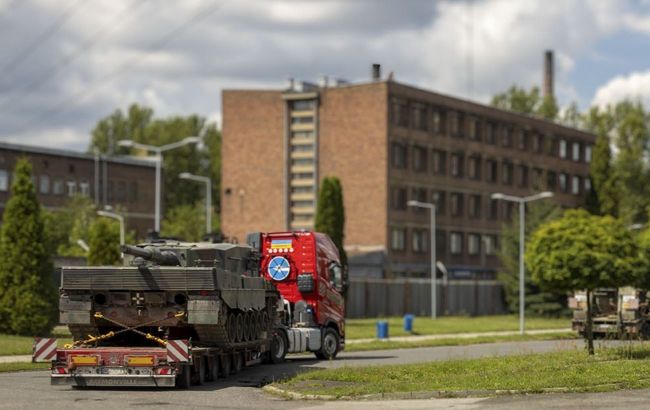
[252,231,346,359]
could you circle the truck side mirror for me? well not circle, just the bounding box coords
[329,262,343,292]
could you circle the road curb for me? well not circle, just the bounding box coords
[264,382,634,401]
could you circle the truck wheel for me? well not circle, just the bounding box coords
[176,364,191,389]
[315,328,340,360]
[270,330,288,364]
[219,354,231,377]
[232,352,243,374]
[208,356,219,381]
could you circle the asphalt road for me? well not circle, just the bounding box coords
[0,338,639,410]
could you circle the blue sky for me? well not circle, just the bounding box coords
[1,0,650,151]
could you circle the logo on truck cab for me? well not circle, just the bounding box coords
[268,256,291,281]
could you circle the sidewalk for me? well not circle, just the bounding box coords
[0,355,31,364]
[346,328,572,344]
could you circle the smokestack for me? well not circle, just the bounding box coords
[543,50,554,98]
[372,63,381,81]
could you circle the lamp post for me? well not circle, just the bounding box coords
[118,137,201,232]
[491,191,554,335]
[179,172,212,234]
[407,200,437,319]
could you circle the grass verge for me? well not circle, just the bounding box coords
[0,362,48,373]
[345,315,569,340]
[278,343,650,398]
[0,326,72,356]
[345,331,576,352]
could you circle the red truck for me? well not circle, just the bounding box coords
[34,231,346,388]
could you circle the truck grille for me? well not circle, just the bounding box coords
[61,267,216,291]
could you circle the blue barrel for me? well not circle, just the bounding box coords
[404,314,414,332]
[376,320,389,339]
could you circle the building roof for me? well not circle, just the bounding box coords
[0,140,156,168]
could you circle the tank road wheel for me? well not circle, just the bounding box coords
[235,313,244,342]
[269,330,288,364]
[208,356,219,381]
[176,363,192,389]
[232,352,243,374]
[219,354,231,377]
[315,328,340,360]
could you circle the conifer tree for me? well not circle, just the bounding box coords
[0,159,56,335]
[315,177,347,266]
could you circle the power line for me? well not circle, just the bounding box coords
[0,0,86,77]
[17,0,227,131]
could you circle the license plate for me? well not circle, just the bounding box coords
[86,377,145,386]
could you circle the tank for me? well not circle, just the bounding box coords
[58,240,280,348]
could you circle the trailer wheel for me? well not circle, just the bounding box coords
[219,354,231,377]
[269,330,287,364]
[232,352,243,374]
[196,357,206,385]
[208,356,219,381]
[227,313,237,342]
[236,313,244,342]
[176,364,191,389]
[315,328,340,360]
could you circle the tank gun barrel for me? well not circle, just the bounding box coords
[120,244,180,266]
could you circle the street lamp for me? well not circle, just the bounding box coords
[491,191,554,335]
[407,199,437,319]
[97,210,125,258]
[118,136,201,232]
[179,172,212,234]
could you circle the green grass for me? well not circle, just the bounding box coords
[0,326,72,356]
[0,362,49,373]
[345,315,570,340]
[345,331,576,352]
[279,343,650,398]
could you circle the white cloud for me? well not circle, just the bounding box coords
[592,70,650,107]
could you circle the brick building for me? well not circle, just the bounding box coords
[0,141,156,237]
[221,71,594,279]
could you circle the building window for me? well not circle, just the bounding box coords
[572,142,581,161]
[292,186,314,194]
[291,144,314,152]
[66,181,77,197]
[486,159,498,183]
[391,228,406,251]
[572,175,581,195]
[517,165,528,188]
[411,188,427,213]
[392,101,409,127]
[413,146,427,172]
[52,178,64,195]
[503,202,514,220]
[291,200,313,208]
[391,187,407,210]
[292,158,314,166]
[488,199,499,220]
[559,139,567,158]
[39,174,50,194]
[412,230,428,253]
[585,145,592,163]
[0,170,7,192]
[450,232,463,255]
[484,235,497,256]
[391,143,408,168]
[468,155,481,180]
[436,230,446,255]
[432,110,445,135]
[450,153,464,177]
[432,191,445,215]
[501,125,513,147]
[502,161,513,185]
[432,150,447,175]
[469,194,481,218]
[468,234,480,256]
[291,100,315,111]
[79,181,90,197]
[532,168,544,189]
[485,122,496,144]
[291,131,314,139]
[291,172,314,180]
[585,177,592,192]
[412,105,428,131]
[291,116,314,125]
[532,133,543,153]
[546,171,557,191]
[448,111,459,136]
[450,192,464,217]
[468,117,481,140]
[559,173,568,193]
[516,129,527,150]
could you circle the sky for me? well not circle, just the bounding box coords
[1,0,650,151]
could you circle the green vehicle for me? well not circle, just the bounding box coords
[569,287,650,338]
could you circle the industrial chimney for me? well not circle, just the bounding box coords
[543,50,554,98]
[372,63,381,81]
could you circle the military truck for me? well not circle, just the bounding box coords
[35,231,346,388]
[569,287,650,338]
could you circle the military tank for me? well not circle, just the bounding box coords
[58,240,280,348]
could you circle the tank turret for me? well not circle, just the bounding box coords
[120,244,181,266]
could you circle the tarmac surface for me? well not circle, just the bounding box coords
[0,338,640,410]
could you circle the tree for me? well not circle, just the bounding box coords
[490,85,559,120]
[527,209,642,354]
[88,104,221,216]
[54,196,98,257]
[0,159,57,335]
[498,200,564,317]
[161,203,220,242]
[87,218,121,265]
[315,177,347,266]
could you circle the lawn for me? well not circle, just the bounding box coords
[345,315,570,340]
[278,343,650,398]
[0,326,71,356]
[0,362,49,373]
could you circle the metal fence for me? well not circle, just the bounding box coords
[346,277,507,318]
